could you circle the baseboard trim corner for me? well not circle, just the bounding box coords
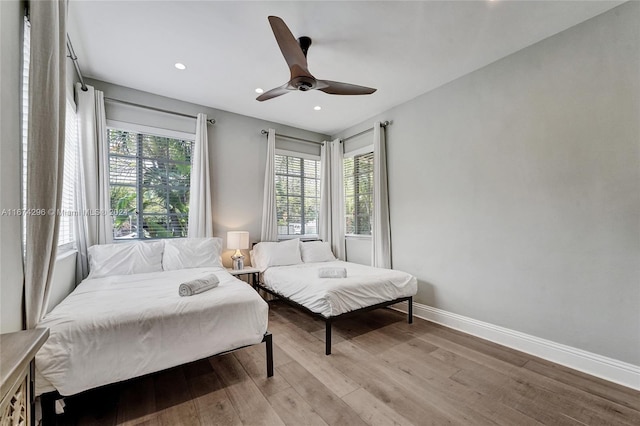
[392,301,640,391]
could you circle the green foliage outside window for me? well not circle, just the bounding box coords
[344,152,373,235]
[275,154,320,236]
[108,129,192,239]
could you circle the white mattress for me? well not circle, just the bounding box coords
[35,267,268,396]
[262,261,417,317]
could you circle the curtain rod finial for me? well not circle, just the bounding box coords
[207,119,216,125]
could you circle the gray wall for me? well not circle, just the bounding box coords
[335,2,640,365]
[0,0,25,332]
[86,78,328,267]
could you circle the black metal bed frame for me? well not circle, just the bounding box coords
[254,281,413,355]
[39,332,273,425]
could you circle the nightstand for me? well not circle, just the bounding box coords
[226,267,260,288]
[1,328,49,426]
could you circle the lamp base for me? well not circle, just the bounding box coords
[231,250,244,270]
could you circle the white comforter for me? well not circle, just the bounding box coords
[262,261,417,317]
[35,267,268,396]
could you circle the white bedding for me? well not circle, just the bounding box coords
[35,267,268,396]
[262,261,417,317]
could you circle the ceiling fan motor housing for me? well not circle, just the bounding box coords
[291,75,316,91]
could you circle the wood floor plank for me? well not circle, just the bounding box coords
[209,354,285,426]
[424,335,640,425]
[267,387,329,426]
[342,387,414,426]
[116,376,157,425]
[426,348,544,426]
[183,359,242,426]
[378,337,458,378]
[276,333,360,398]
[330,340,458,425]
[425,326,531,367]
[523,358,640,411]
[232,346,292,397]
[153,367,201,426]
[349,327,414,355]
[276,360,368,426]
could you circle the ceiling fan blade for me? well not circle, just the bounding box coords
[256,84,293,102]
[268,16,312,78]
[316,80,377,96]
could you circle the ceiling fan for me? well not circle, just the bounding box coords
[256,16,377,102]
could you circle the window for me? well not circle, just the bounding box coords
[275,153,320,237]
[21,16,78,251]
[344,151,374,235]
[108,128,194,240]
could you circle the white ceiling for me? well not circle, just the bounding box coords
[68,0,622,135]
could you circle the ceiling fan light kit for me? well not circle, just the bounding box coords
[257,16,377,102]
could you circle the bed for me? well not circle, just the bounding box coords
[35,238,272,423]
[251,239,417,355]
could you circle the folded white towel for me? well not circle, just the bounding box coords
[318,267,347,278]
[179,274,220,297]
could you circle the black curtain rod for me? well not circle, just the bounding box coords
[260,129,323,145]
[105,98,216,125]
[341,121,390,143]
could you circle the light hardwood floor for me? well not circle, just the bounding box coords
[56,302,639,425]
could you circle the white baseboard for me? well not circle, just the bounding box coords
[391,301,640,390]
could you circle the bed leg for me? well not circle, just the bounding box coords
[408,297,413,324]
[264,332,274,377]
[40,391,58,426]
[325,320,332,355]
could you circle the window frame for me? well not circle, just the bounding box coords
[274,149,321,240]
[106,120,195,241]
[343,146,374,238]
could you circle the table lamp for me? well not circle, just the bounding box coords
[227,231,249,270]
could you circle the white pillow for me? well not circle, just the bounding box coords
[300,241,336,263]
[88,241,164,279]
[252,239,302,271]
[162,237,223,271]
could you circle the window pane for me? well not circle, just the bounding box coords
[288,177,301,196]
[343,152,374,235]
[109,128,194,240]
[109,130,137,155]
[275,154,320,237]
[110,156,137,186]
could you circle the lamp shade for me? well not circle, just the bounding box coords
[227,231,249,250]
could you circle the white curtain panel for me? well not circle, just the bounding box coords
[74,83,113,281]
[329,139,346,260]
[319,141,331,244]
[260,128,278,241]
[372,122,392,268]
[24,0,67,328]
[187,113,214,237]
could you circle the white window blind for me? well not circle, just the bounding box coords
[108,128,194,239]
[58,99,79,249]
[275,154,320,237]
[21,16,30,252]
[344,151,374,235]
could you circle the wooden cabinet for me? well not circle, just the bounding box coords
[1,329,49,426]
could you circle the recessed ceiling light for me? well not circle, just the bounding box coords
[314,106,322,111]
[174,63,186,70]
[255,88,264,94]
